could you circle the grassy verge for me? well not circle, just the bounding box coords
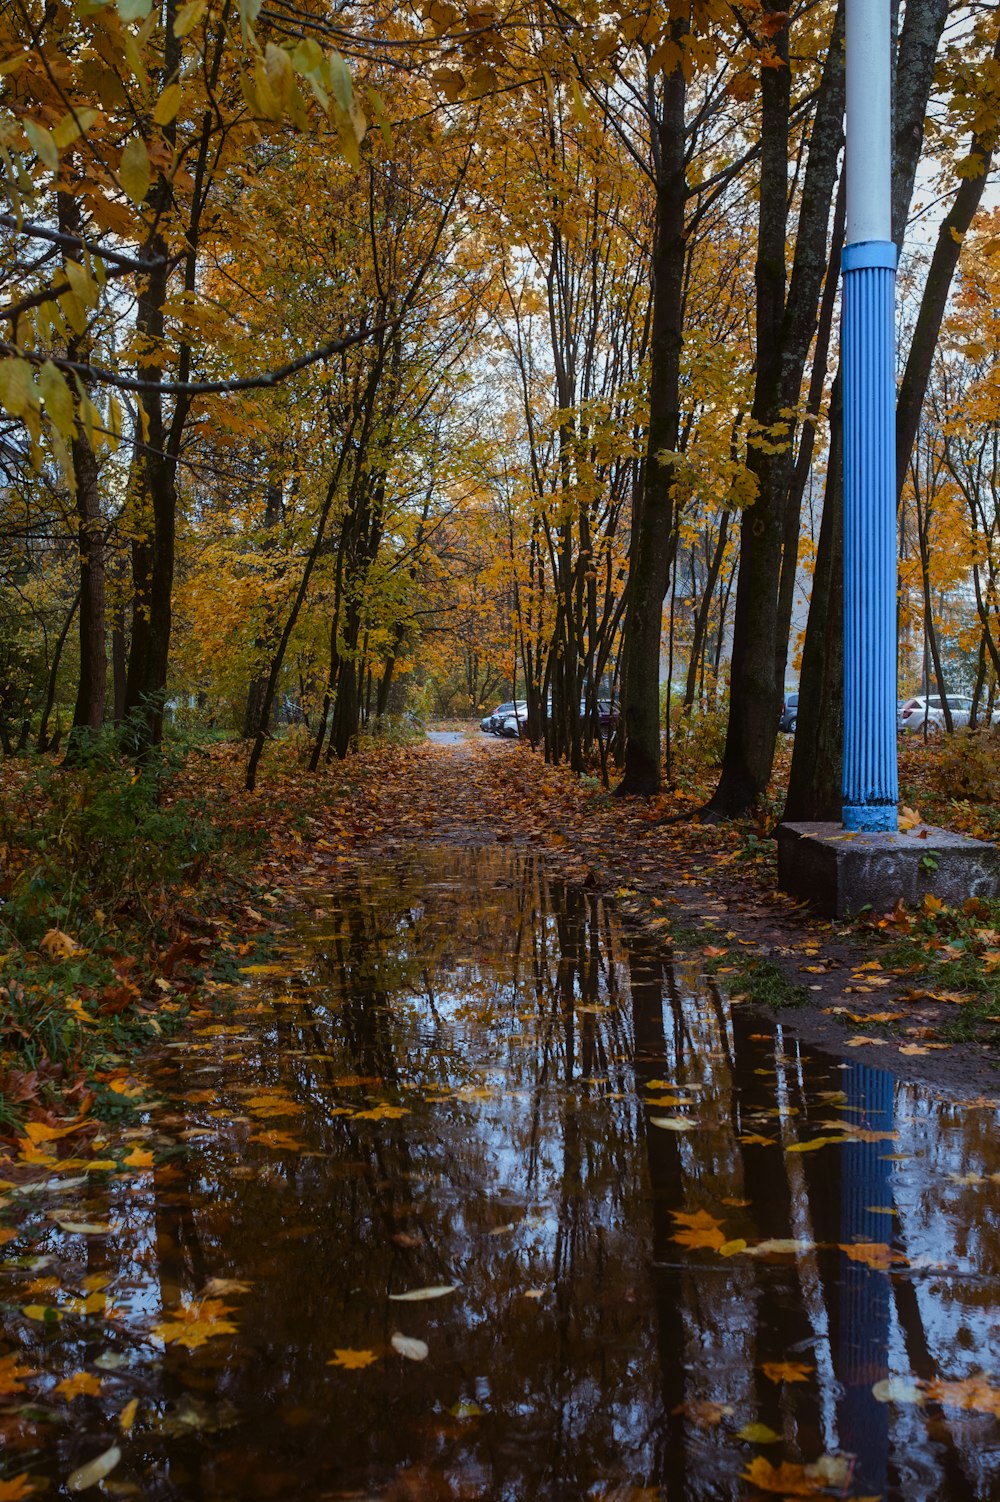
[0,731,270,1131]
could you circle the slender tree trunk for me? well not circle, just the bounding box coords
[617,43,687,795]
[705,0,845,817]
[37,589,80,753]
[58,190,107,751]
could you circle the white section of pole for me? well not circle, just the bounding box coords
[845,0,892,244]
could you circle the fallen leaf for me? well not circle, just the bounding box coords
[872,1376,923,1405]
[119,1398,139,1431]
[735,1421,781,1443]
[671,1398,732,1428]
[0,1353,33,1396]
[671,1209,726,1251]
[23,1120,86,1144]
[391,1333,429,1361]
[740,1456,824,1495]
[649,1116,695,1132]
[122,1147,154,1169]
[786,1136,843,1153]
[40,929,87,961]
[760,1360,814,1384]
[55,1371,102,1399]
[925,1372,1000,1417]
[67,1445,121,1492]
[21,1306,62,1323]
[153,1298,237,1350]
[388,1285,456,1302]
[839,1242,907,1271]
[327,1348,378,1369]
[0,1477,35,1501]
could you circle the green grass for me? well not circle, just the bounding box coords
[727,956,809,1010]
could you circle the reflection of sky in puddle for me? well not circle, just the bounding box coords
[2,844,999,1500]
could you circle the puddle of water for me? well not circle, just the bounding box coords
[2,846,1000,1501]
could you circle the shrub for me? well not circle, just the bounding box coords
[932,727,1000,803]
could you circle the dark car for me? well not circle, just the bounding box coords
[779,691,798,733]
[579,698,619,731]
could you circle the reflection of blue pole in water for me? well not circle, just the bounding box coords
[842,0,899,833]
[838,1061,894,1494]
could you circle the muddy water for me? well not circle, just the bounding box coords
[2,846,1000,1500]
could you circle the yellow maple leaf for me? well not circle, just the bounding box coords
[671,1208,727,1250]
[899,806,923,831]
[327,1348,379,1369]
[55,1371,102,1399]
[152,1298,237,1350]
[760,1360,814,1384]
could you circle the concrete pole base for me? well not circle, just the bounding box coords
[777,822,1000,919]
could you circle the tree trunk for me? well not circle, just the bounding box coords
[705,0,846,817]
[617,42,687,795]
[58,192,107,754]
[37,589,80,753]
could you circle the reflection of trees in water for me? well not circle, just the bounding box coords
[23,846,998,1500]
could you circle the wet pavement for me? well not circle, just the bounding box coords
[1,845,999,1499]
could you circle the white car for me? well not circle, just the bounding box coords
[897,694,996,734]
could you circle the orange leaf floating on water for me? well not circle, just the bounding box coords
[353,1103,409,1121]
[925,1372,1000,1417]
[152,1297,237,1351]
[760,1360,814,1384]
[55,1371,102,1399]
[786,1135,844,1153]
[251,1130,304,1150]
[670,1209,727,1251]
[740,1457,824,1495]
[840,1242,908,1272]
[327,1348,379,1370]
[0,1353,33,1396]
[671,1398,732,1428]
[0,1475,36,1500]
[123,1147,154,1169]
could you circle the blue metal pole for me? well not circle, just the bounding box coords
[842,0,898,834]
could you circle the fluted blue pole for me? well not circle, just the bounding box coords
[842,0,898,834]
[842,242,898,832]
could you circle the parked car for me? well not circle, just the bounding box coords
[489,701,527,735]
[498,703,530,737]
[898,694,976,734]
[577,697,619,732]
[779,691,799,733]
